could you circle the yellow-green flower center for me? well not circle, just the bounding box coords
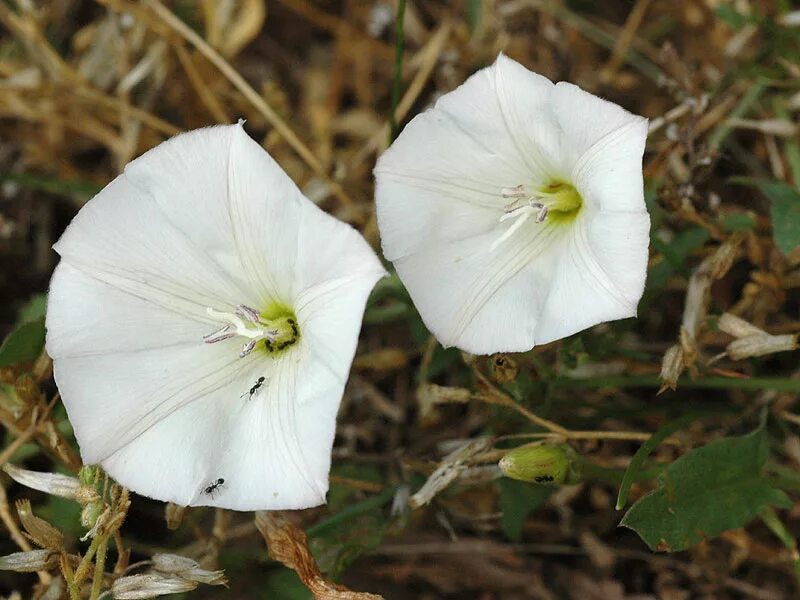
[202,302,300,358]
[537,181,583,224]
[258,303,300,355]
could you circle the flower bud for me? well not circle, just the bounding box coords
[3,464,79,499]
[78,465,102,486]
[111,574,198,599]
[0,549,57,572]
[80,501,105,530]
[499,443,578,484]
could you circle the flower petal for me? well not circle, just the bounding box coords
[99,262,382,510]
[536,211,650,344]
[53,171,257,322]
[46,263,208,357]
[374,55,543,262]
[393,223,565,354]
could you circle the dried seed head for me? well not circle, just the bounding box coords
[111,574,198,599]
[727,334,799,361]
[3,464,79,499]
[15,499,64,551]
[717,313,765,338]
[152,554,227,586]
[164,503,186,531]
[0,549,57,573]
[499,443,578,485]
[659,345,685,393]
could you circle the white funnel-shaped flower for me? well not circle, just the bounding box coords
[375,54,650,354]
[46,123,386,511]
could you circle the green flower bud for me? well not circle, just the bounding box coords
[498,443,578,484]
[80,501,105,530]
[78,465,102,486]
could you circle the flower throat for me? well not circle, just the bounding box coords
[490,181,583,251]
[202,303,300,358]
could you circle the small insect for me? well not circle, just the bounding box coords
[241,376,266,400]
[203,478,225,496]
[534,475,555,483]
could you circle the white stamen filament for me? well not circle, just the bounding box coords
[203,306,279,357]
[490,186,552,252]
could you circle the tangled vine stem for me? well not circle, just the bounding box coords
[470,363,679,445]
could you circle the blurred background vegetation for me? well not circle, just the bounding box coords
[1,0,800,598]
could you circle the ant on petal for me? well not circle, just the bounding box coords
[203,478,225,497]
[241,376,266,400]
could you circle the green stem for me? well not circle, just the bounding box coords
[73,535,102,584]
[553,375,800,393]
[307,484,399,538]
[90,536,109,600]
[388,0,407,143]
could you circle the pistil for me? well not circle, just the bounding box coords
[203,304,298,358]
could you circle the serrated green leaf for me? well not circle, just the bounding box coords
[498,478,552,541]
[748,180,800,255]
[621,425,791,552]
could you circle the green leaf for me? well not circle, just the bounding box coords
[621,424,791,552]
[497,478,552,541]
[616,413,701,510]
[748,180,800,255]
[0,318,45,367]
[0,293,49,367]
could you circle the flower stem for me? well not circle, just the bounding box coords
[389,0,406,143]
[90,536,109,600]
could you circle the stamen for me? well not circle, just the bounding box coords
[203,304,299,358]
[501,185,527,199]
[239,340,257,358]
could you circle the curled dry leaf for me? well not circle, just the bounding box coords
[659,233,744,391]
[254,511,384,600]
[410,437,494,508]
[15,499,64,550]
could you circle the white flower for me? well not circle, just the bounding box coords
[46,123,385,511]
[374,54,650,354]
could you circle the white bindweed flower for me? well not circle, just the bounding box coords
[374,54,650,354]
[46,123,385,511]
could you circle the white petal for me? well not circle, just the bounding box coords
[536,210,650,344]
[375,55,542,262]
[225,126,306,304]
[100,264,382,511]
[53,171,258,320]
[46,263,208,357]
[393,223,564,354]
[53,341,253,466]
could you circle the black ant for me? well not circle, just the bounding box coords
[241,376,266,400]
[203,478,225,496]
